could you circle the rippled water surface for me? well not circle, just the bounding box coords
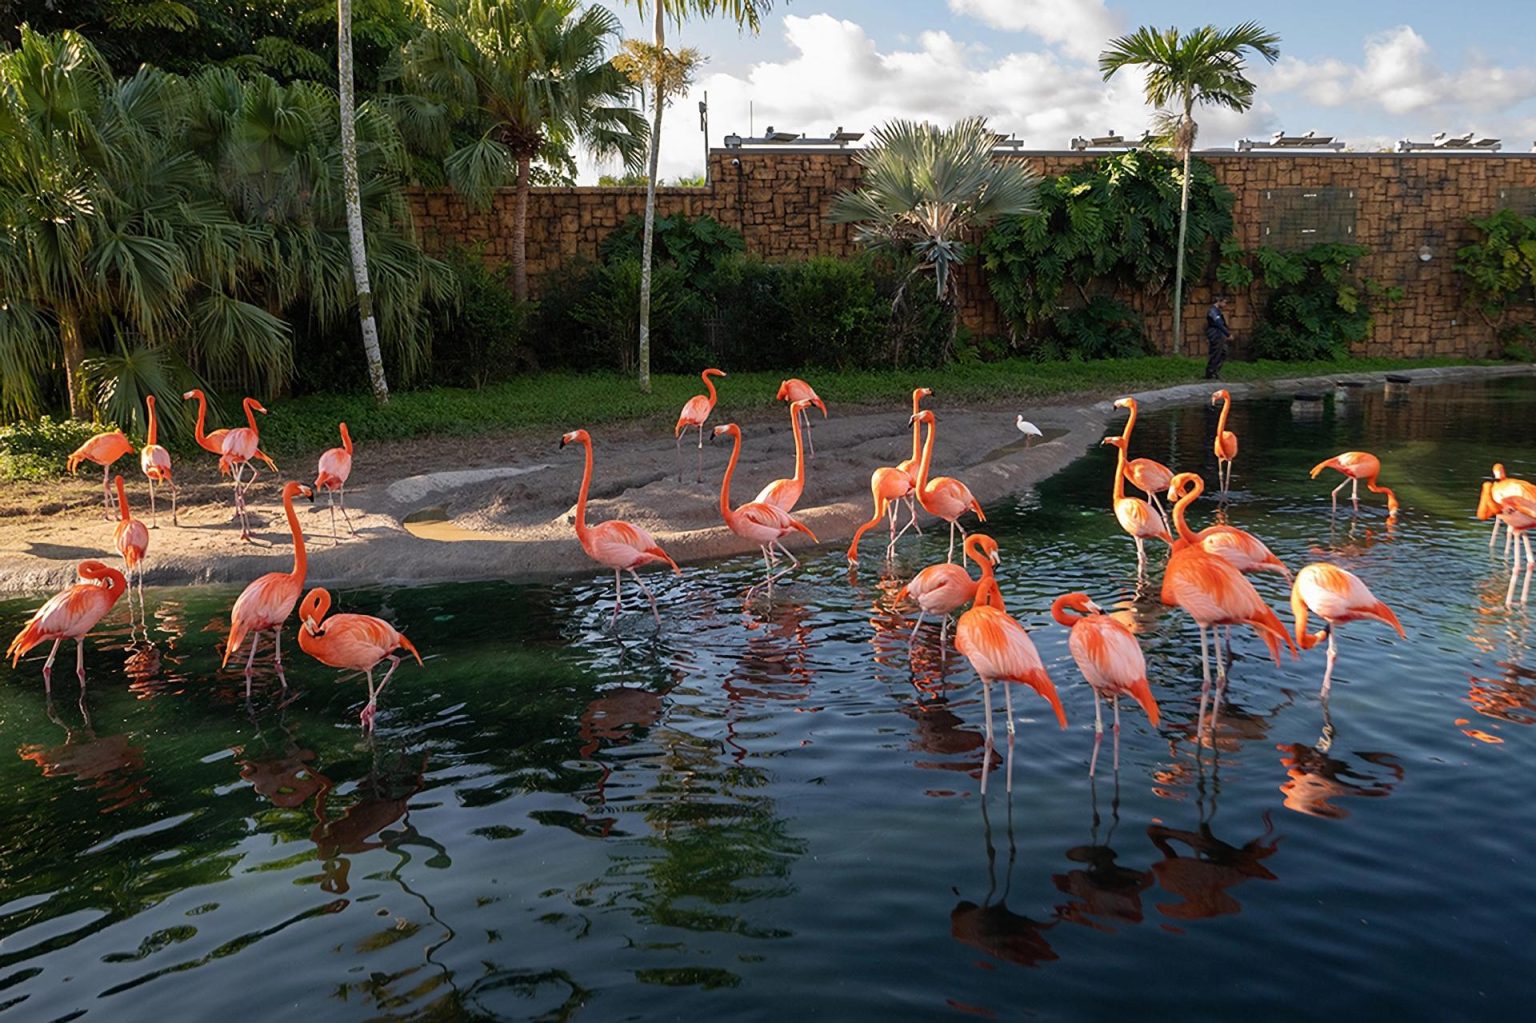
[5,378,1536,1021]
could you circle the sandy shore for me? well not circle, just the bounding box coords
[1,364,1529,595]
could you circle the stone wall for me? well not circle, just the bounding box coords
[407,149,1536,359]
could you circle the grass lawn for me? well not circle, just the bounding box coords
[255,355,1494,455]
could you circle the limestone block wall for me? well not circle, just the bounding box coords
[406,149,1536,359]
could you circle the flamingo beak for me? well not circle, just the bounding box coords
[988,550,1000,565]
[558,436,568,449]
[1085,599,1103,614]
[303,615,324,637]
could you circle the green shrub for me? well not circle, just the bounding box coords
[0,416,103,481]
[432,254,532,387]
[1234,244,1399,361]
[1034,296,1148,361]
[599,213,745,276]
[1455,208,1536,354]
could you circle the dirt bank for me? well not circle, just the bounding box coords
[1,364,1528,595]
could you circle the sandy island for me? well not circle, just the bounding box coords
[1,364,1528,595]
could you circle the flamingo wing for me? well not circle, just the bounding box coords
[7,584,117,662]
[316,447,352,489]
[303,613,403,672]
[1125,458,1173,492]
[675,394,712,434]
[141,444,172,479]
[1115,497,1171,541]
[1197,526,1289,578]
[925,476,984,521]
[1295,563,1405,635]
[899,563,976,613]
[753,477,803,511]
[585,519,676,570]
[225,573,303,665]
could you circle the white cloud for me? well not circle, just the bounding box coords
[947,0,1121,61]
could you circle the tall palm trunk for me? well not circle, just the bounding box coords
[635,1,665,394]
[338,0,389,405]
[512,154,531,302]
[1171,100,1194,357]
[60,308,88,419]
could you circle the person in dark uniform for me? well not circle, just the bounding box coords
[1204,295,1232,380]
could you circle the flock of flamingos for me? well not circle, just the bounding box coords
[6,371,1533,781]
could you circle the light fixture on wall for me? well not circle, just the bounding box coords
[1418,245,1433,262]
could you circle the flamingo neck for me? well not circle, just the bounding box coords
[243,399,260,434]
[788,406,805,487]
[1111,442,1128,502]
[1172,482,1201,543]
[1215,396,1232,439]
[909,393,924,464]
[284,489,307,583]
[703,372,718,406]
[340,423,352,454]
[719,430,741,521]
[1050,594,1085,627]
[146,398,158,446]
[191,393,208,446]
[915,418,936,493]
[115,478,130,522]
[974,575,1004,610]
[573,436,593,540]
[1121,400,1138,443]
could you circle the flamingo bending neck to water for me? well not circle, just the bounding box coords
[298,587,423,730]
[755,399,815,511]
[223,480,313,694]
[1480,463,1534,556]
[1481,488,1536,605]
[1291,563,1405,695]
[67,430,134,519]
[776,378,826,458]
[1051,592,1160,776]
[713,423,818,598]
[561,429,680,626]
[897,532,997,645]
[7,561,126,694]
[1169,473,1290,580]
[1211,389,1238,497]
[1311,451,1398,517]
[674,368,726,482]
[910,409,986,562]
[140,395,177,526]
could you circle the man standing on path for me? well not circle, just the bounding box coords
[1205,295,1233,380]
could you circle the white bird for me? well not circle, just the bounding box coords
[1016,416,1042,446]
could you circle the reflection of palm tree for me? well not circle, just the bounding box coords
[1054,769,1153,930]
[950,787,1059,967]
[18,697,149,814]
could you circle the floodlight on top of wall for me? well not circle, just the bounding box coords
[1397,132,1502,152]
[1236,130,1346,152]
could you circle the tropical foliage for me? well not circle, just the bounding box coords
[1454,208,1536,356]
[1100,21,1280,354]
[1217,242,1399,361]
[980,149,1233,358]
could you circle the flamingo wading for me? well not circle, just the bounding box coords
[1113,396,1173,520]
[112,475,150,639]
[223,481,313,694]
[1290,563,1405,695]
[1311,451,1399,517]
[754,399,815,511]
[298,587,424,731]
[713,423,818,598]
[7,561,127,694]
[1211,389,1238,497]
[1051,592,1160,776]
[910,409,986,562]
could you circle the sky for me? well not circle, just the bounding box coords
[584,0,1536,181]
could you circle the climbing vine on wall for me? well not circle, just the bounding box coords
[1217,242,1401,360]
[1454,208,1536,358]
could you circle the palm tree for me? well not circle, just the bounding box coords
[1100,22,1280,355]
[399,0,646,302]
[828,117,1040,350]
[626,0,772,394]
[338,0,391,403]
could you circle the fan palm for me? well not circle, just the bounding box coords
[399,0,646,302]
[829,116,1041,348]
[1100,21,1280,354]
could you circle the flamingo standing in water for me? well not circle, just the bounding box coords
[1051,592,1161,776]
[1481,489,1536,605]
[776,378,827,458]
[1311,451,1398,517]
[112,476,149,638]
[1102,435,1171,576]
[183,388,278,473]
[1113,397,1173,521]
[910,409,986,562]
[754,399,815,511]
[1290,563,1406,695]
[139,395,177,526]
[846,465,920,566]
[897,532,997,645]
[1162,472,1297,732]
[1482,464,1534,555]
[1211,389,1238,497]
[674,367,726,481]
[954,538,1067,793]
[222,481,313,694]
[298,587,423,730]
[561,428,681,626]
[219,397,268,540]
[1169,474,1290,580]
[7,561,126,694]
[314,422,356,544]
[67,430,134,519]
[712,423,818,597]
[895,388,932,535]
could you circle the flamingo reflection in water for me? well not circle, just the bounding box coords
[950,785,1060,970]
[310,746,433,895]
[1053,769,1153,932]
[577,683,673,831]
[18,697,149,814]
[234,710,327,811]
[1277,698,1405,819]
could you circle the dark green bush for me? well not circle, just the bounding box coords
[0,416,104,481]
[432,254,532,387]
[599,213,745,276]
[1232,244,1399,361]
[1034,296,1148,361]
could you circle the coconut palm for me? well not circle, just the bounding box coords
[338,0,391,404]
[828,116,1041,349]
[399,0,646,302]
[1100,21,1280,355]
[626,0,772,393]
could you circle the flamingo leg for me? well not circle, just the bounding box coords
[100,465,112,519]
[1490,518,1501,553]
[1196,624,1213,737]
[1001,684,1016,793]
[611,568,623,627]
[1321,628,1337,697]
[907,496,922,535]
[338,485,356,536]
[980,680,994,796]
[696,423,705,483]
[1331,477,1348,513]
[1135,536,1147,577]
[243,631,261,696]
[1524,533,1535,604]
[41,637,61,695]
[1505,522,1515,560]
[328,489,339,546]
[1350,477,1360,509]
[803,409,815,458]
[170,480,178,527]
[908,610,927,646]
[1113,696,1122,774]
[1508,528,1523,606]
[148,479,158,528]
[76,637,86,689]
[272,628,286,689]
[675,433,683,483]
[137,567,146,640]
[360,667,377,729]
[940,615,950,644]
[628,568,660,624]
[1089,690,1103,777]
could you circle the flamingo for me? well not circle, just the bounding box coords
[894,387,933,535]
[954,543,1067,793]
[67,430,135,519]
[1113,396,1173,520]
[674,367,726,481]
[1102,435,1171,576]
[1482,464,1535,555]
[712,423,818,598]
[1162,472,1297,732]
[1290,563,1406,695]
[910,409,986,562]
[1483,490,1536,605]
[297,587,423,731]
[139,394,178,527]
[896,533,997,645]
[1169,475,1290,580]
[1211,389,1238,497]
[1051,592,1161,776]
[183,388,278,473]
[1015,415,1043,446]
[7,561,127,694]
[846,466,920,566]
[560,428,681,626]
[222,480,313,694]
[754,399,815,511]
[314,422,356,544]
[112,475,149,638]
[219,397,268,540]
[776,378,827,458]
[1310,451,1398,517]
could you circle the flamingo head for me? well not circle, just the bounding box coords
[1100,434,1126,449]
[299,587,332,636]
[908,409,937,426]
[1168,471,1203,501]
[280,481,314,504]
[1050,592,1102,626]
[181,388,202,401]
[1493,462,1507,480]
[1211,388,1231,405]
[703,367,727,379]
[1113,396,1134,411]
[963,532,1000,567]
[559,429,590,449]
[710,423,739,444]
[913,386,933,402]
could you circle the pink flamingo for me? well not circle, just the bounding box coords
[1211,389,1238,497]
[561,429,681,626]
[910,409,986,562]
[954,543,1067,793]
[1310,451,1398,517]
[7,561,127,694]
[67,430,135,519]
[1169,474,1290,579]
[298,587,423,730]
[222,481,313,694]
[674,367,726,481]
[1114,396,1173,521]
[139,394,177,526]
[754,398,815,511]
[1481,463,1534,555]
[846,466,920,566]
[776,378,827,457]
[894,387,932,536]
[219,397,269,541]
[1102,435,1171,576]
[183,388,278,473]
[112,475,149,638]
[314,422,356,544]
[1051,592,1161,775]
[1481,489,1536,605]
[713,423,818,597]
[1291,563,1406,695]
[896,533,997,645]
